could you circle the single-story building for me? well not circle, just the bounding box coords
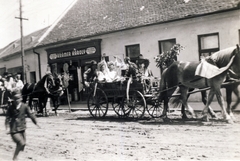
[1,0,240,102]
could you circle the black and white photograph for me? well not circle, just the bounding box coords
[0,0,240,160]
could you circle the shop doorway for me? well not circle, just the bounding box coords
[68,61,80,102]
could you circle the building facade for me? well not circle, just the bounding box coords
[1,0,240,102]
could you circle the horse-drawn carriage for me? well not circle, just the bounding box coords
[87,76,161,119]
[87,44,240,124]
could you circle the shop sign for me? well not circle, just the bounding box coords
[49,47,96,60]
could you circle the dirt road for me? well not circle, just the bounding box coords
[0,110,240,161]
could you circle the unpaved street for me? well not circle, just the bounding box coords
[0,110,240,161]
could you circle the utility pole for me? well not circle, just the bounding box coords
[15,0,28,84]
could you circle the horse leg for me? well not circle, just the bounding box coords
[227,85,238,121]
[181,95,189,119]
[216,91,232,123]
[38,97,44,114]
[55,96,61,115]
[226,85,232,114]
[43,96,48,116]
[201,91,218,118]
[28,97,33,111]
[202,89,215,122]
[52,97,59,116]
[161,95,169,119]
[48,95,59,116]
[232,84,240,110]
[180,87,196,119]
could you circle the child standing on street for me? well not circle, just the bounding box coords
[5,89,40,161]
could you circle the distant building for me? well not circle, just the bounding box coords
[0,0,239,102]
[0,27,49,83]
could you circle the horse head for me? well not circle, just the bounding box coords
[50,74,64,96]
[231,44,240,78]
[46,73,55,88]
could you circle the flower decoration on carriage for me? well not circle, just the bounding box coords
[154,44,184,68]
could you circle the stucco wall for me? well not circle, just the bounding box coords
[97,10,239,75]
[1,10,239,102]
[93,10,240,101]
[0,50,38,83]
[37,10,239,102]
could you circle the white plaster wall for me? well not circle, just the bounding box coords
[0,49,43,83]
[98,10,239,76]
[3,10,239,102]
[93,10,240,101]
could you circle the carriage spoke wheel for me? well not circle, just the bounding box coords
[87,88,108,118]
[122,90,146,119]
[146,99,164,118]
[112,97,125,117]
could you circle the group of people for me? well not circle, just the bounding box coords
[83,54,154,87]
[0,72,40,161]
[0,72,24,93]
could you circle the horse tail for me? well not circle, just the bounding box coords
[158,68,168,101]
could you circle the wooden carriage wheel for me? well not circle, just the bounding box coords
[146,99,164,118]
[112,97,125,117]
[87,88,108,118]
[122,90,146,119]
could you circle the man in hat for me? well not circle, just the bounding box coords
[5,89,40,161]
[83,60,98,87]
[14,74,24,91]
[136,54,154,93]
[3,72,15,92]
[136,54,153,77]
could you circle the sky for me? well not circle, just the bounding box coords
[0,0,75,49]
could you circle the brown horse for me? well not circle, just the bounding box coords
[159,45,240,123]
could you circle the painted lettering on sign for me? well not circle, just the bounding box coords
[49,47,96,60]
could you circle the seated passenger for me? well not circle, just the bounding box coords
[123,57,138,77]
[97,61,111,83]
[107,61,120,82]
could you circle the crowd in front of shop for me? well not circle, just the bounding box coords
[0,72,24,93]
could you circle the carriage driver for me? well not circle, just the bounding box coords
[136,54,154,92]
[136,54,153,78]
[83,60,98,87]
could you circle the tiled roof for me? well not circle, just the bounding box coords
[39,0,240,46]
[0,27,49,59]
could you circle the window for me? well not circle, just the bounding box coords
[159,39,176,54]
[0,67,6,76]
[125,44,140,62]
[198,33,219,60]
